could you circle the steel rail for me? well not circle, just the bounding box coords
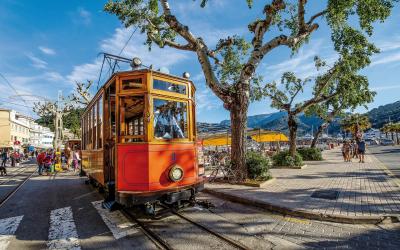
[0,167,36,208]
[121,209,173,250]
[159,204,249,250]
[0,166,32,185]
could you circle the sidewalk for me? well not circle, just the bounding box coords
[205,148,400,224]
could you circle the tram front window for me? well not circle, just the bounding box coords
[119,96,145,142]
[153,99,188,139]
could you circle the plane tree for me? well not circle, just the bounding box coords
[104,0,397,180]
[306,82,375,148]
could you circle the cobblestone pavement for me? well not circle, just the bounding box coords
[206,148,400,218]
[196,193,400,249]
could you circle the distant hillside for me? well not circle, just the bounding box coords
[200,100,400,135]
[220,112,341,135]
[367,101,400,128]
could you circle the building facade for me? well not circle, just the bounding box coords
[0,109,55,150]
[0,109,30,149]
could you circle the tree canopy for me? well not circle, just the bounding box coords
[104,0,398,179]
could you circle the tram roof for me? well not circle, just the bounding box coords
[101,69,194,89]
[83,69,195,113]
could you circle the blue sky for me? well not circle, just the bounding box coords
[0,0,399,123]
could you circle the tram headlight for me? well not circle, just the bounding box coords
[169,165,184,182]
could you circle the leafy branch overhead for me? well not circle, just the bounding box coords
[104,0,331,108]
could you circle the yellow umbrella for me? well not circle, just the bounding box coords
[251,132,289,142]
[202,135,231,146]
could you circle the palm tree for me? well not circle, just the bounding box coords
[383,122,400,144]
[341,114,371,138]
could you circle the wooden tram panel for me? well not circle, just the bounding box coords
[81,69,203,205]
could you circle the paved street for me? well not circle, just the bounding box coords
[0,160,398,249]
[206,147,400,221]
[368,145,400,179]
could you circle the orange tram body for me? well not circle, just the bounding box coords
[81,69,204,209]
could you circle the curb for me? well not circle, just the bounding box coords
[271,164,308,170]
[368,153,400,188]
[204,188,400,225]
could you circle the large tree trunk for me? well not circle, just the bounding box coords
[396,132,399,145]
[229,102,249,181]
[311,123,327,148]
[288,114,298,157]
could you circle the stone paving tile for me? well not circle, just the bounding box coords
[206,148,400,217]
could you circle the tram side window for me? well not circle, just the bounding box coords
[119,96,145,143]
[93,104,97,149]
[153,99,188,139]
[98,95,103,149]
[88,108,92,148]
[153,79,186,95]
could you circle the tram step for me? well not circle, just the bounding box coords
[102,200,120,211]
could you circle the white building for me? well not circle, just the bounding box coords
[364,128,382,139]
[41,128,55,149]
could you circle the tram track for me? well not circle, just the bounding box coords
[122,204,249,250]
[0,164,37,208]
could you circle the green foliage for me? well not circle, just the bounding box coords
[341,113,371,135]
[272,150,303,167]
[297,147,323,161]
[35,108,84,138]
[63,108,85,138]
[246,151,271,180]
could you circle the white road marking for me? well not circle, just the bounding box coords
[47,207,81,250]
[92,200,139,240]
[0,215,23,250]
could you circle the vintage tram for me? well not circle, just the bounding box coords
[81,69,204,210]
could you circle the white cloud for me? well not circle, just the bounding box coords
[371,84,400,91]
[72,7,91,26]
[39,46,56,55]
[79,8,91,25]
[371,51,400,66]
[66,27,191,87]
[67,58,102,84]
[26,54,47,69]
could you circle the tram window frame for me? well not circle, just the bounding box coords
[152,97,189,141]
[98,95,103,149]
[82,116,85,149]
[118,95,146,143]
[89,106,93,148]
[120,75,146,92]
[153,78,187,96]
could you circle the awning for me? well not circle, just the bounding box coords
[202,135,231,146]
[251,132,289,142]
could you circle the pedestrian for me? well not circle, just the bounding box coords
[357,139,366,163]
[65,147,72,171]
[10,151,16,167]
[342,141,351,162]
[43,149,54,175]
[0,150,8,176]
[72,147,81,173]
[36,150,46,175]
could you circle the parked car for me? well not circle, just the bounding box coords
[380,139,395,146]
[365,138,379,145]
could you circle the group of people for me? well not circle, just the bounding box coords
[36,147,81,175]
[342,139,366,163]
[0,149,27,176]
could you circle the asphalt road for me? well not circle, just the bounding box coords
[0,160,399,249]
[368,145,400,179]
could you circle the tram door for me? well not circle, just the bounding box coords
[104,81,116,184]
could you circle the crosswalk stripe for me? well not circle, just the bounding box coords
[47,207,81,250]
[92,200,139,240]
[0,215,23,250]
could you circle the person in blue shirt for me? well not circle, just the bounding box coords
[356,139,366,163]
